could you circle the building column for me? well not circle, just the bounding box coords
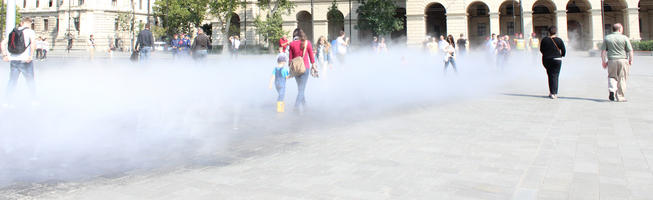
[406,14,426,47]
[590,9,603,49]
[490,12,500,34]
[641,11,650,40]
[555,10,568,41]
[624,8,641,40]
[446,13,468,38]
[523,11,533,38]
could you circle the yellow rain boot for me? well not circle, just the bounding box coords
[276,101,285,113]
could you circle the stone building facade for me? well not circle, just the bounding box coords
[17,0,153,51]
[14,0,653,51]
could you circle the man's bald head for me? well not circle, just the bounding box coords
[612,23,623,33]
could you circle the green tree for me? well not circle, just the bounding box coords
[209,0,245,53]
[356,0,402,36]
[0,5,21,33]
[327,0,343,23]
[253,0,294,52]
[153,0,209,36]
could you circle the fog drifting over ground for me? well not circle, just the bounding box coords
[0,48,586,188]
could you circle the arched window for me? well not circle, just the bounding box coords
[533,5,551,14]
[477,5,487,15]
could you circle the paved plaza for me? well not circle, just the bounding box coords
[0,53,652,200]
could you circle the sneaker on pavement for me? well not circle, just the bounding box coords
[609,92,615,101]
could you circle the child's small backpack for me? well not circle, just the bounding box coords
[8,28,30,54]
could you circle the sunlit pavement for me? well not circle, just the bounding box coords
[1,53,652,200]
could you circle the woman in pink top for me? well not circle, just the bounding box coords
[288,28,315,111]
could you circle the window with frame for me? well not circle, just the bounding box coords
[139,0,142,9]
[112,0,117,6]
[115,18,119,31]
[78,0,84,5]
[477,5,487,16]
[478,23,487,36]
[36,0,40,8]
[23,0,27,8]
[506,5,514,15]
[49,0,53,7]
[44,19,49,31]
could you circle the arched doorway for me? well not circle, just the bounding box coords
[229,13,241,37]
[566,0,591,50]
[532,0,556,37]
[297,11,314,41]
[327,9,344,41]
[641,0,653,40]
[499,0,522,36]
[602,0,626,35]
[391,8,407,43]
[425,3,447,38]
[467,2,490,48]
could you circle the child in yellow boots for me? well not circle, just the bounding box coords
[269,54,289,112]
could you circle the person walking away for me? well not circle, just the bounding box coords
[529,32,540,63]
[170,34,180,59]
[135,24,154,62]
[35,36,43,60]
[66,32,74,53]
[539,26,566,99]
[231,36,241,59]
[443,35,457,74]
[377,37,388,53]
[182,34,192,57]
[191,28,210,61]
[1,17,38,107]
[515,33,526,52]
[288,28,316,113]
[456,34,468,55]
[427,37,439,55]
[87,34,96,60]
[39,38,48,61]
[336,31,349,63]
[438,35,448,51]
[496,35,511,68]
[600,23,634,102]
[279,35,290,54]
[486,33,498,64]
[269,54,290,112]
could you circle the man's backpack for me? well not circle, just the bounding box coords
[8,28,30,54]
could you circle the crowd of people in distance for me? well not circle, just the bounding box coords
[0,17,637,112]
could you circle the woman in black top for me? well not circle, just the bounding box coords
[539,26,566,99]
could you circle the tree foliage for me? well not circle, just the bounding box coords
[153,0,209,36]
[253,0,294,50]
[356,0,403,36]
[0,5,22,33]
[327,0,343,22]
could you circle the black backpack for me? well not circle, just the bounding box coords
[8,28,30,54]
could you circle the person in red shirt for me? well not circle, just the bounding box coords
[288,28,315,112]
[279,36,290,53]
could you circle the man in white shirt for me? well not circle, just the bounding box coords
[336,30,349,63]
[1,17,38,107]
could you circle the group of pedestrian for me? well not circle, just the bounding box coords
[35,36,48,61]
[229,36,241,58]
[370,36,388,53]
[538,23,633,102]
[271,28,318,113]
[0,17,637,111]
[170,33,192,59]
